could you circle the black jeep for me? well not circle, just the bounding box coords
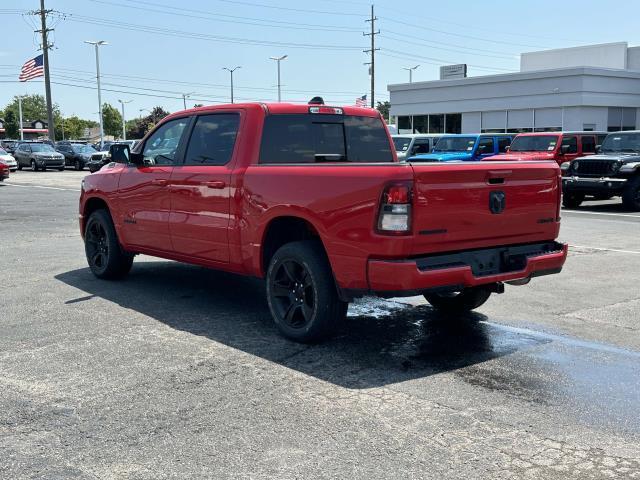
[562,131,640,210]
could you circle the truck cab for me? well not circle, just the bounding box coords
[407,134,513,162]
[484,132,608,165]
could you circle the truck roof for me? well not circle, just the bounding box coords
[514,131,608,137]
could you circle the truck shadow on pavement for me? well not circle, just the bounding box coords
[56,261,547,389]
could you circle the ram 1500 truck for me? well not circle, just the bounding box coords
[408,134,513,162]
[79,102,568,342]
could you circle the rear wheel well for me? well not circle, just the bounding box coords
[262,217,323,274]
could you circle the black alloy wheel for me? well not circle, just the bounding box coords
[270,259,316,330]
[84,209,133,279]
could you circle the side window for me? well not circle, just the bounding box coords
[498,137,511,153]
[597,135,607,148]
[581,136,596,153]
[412,139,431,154]
[477,137,494,155]
[561,136,578,154]
[142,118,189,165]
[184,114,240,166]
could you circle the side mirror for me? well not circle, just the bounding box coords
[505,146,510,152]
[477,145,487,154]
[595,145,602,154]
[109,144,132,164]
[559,145,570,155]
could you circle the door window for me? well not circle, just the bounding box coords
[412,139,431,154]
[477,137,495,155]
[561,136,578,154]
[497,137,512,153]
[184,114,240,166]
[581,136,596,153]
[142,118,189,165]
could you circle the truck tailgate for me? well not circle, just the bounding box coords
[410,161,561,254]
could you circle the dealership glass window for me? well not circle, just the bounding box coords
[481,128,506,134]
[413,115,429,133]
[445,114,461,134]
[533,127,561,132]
[608,107,637,132]
[508,127,534,134]
[429,114,444,134]
[398,116,412,134]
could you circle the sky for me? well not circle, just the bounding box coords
[1,0,639,122]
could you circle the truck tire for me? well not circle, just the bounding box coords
[562,192,584,208]
[621,176,640,211]
[424,287,492,314]
[84,209,133,279]
[266,240,347,343]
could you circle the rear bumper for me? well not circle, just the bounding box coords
[367,241,567,296]
[563,176,627,194]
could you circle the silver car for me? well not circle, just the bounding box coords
[392,134,442,161]
[0,148,18,171]
[14,142,65,171]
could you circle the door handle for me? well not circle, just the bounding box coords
[151,179,168,186]
[204,181,226,189]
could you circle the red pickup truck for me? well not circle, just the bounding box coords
[79,102,567,342]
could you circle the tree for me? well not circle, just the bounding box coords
[59,116,98,140]
[3,94,60,125]
[102,103,123,138]
[127,106,170,139]
[376,101,390,122]
[3,110,20,139]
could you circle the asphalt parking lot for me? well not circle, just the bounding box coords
[1,169,640,479]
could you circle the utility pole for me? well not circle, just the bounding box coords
[270,55,287,102]
[117,99,132,140]
[403,65,420,83]
[181,92,194,110]
[85,40,107,148]
[36,0,55,141]
[223,66,241,103]
[18,96,24,141]
[363,5,379,108]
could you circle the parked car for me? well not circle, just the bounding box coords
[79,101,567,342]
[392,134,442,161]
[0,139,19,155]
[483,131,608,165]
[408,134,514,162]
[562,130,640,210]
[0,160,9,181]
[14,142,65,171]
[56,142,98,170]
[86,150,111,173]
[0,147,18,171]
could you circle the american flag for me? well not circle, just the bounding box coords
[19,54,44,82]
[355,94,367,107]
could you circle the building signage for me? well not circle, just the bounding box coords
[440,64,468,80]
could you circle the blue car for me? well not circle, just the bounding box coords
[407,134,514,162]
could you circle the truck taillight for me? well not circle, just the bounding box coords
[377,182,412,234]
[556,174,562,221]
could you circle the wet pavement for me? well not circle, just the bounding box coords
[1,172,640,479]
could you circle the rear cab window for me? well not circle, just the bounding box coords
[260,114,393,164]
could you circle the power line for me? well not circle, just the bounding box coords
[87,0,361,32]
[380,48,516,73]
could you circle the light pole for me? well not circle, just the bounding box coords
[117,99,132,140]
[85,40,108,148]
[181,92,194,110]
[222,66,241,103]
[403,65,420,83]
[17,95,24,141]
[269,55,287,102]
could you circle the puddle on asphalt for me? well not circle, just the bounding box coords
[345,297,640,434]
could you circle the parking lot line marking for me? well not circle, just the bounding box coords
[570,244,640,255]
[563,210,640,219]
[4,183,80,192]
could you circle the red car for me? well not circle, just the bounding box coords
[79,101,567,342]
[484,131,608,165]
[0,161,9,181]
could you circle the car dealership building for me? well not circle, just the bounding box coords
[388,42,640,135]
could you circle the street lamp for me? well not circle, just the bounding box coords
[222,66,241,104]
[84,40,108,148]
[269,55,288,102]
[402,65,420,83]
[117,99,132,140]
[181,92,195,110]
